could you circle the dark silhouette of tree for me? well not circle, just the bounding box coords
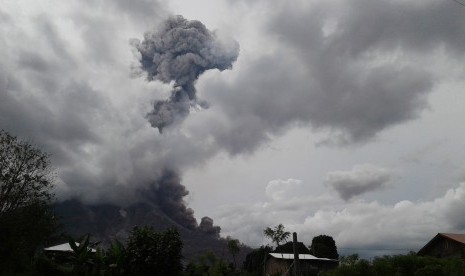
[310,235,339,259]
[0,130,57,273]
[106,239,127,275]
[264,224,290,248]
[320,253,465,276]
[126,226,183,275]
[339,253,359,266]
[275,241,311,254]
[67,234,99,275]
[227,237,241,268]
[243,245,273,276]
[0,130,55,213]
[185,251,238,276]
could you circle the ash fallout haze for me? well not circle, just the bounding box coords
[2,0,465,257]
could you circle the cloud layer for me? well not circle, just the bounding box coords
[325,164,393,200]
[215,179,465,256]
[199,0,465,154]
[1,0,465,254]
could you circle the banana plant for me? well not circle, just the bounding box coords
[106,239,127,276]
[67,234,99,275]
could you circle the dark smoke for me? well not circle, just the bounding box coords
[132,15,239,132]
[199,216,221,238]
[141,170,198,230]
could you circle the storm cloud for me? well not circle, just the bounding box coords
[0,1,223,219]
[200,0,465,155]
[325,164,393,200]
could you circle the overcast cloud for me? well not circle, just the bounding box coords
[325,164,393,201]
[2,0,465,256]
[216,179,465,256]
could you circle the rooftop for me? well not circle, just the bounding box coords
[269,253,338,262]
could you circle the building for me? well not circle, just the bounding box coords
[44,243,97,253]
[265,253,339,276]
[417,233,465,259]
[43,242,96,264]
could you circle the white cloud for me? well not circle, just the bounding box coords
[215,181,465,256]
[265,178,302,201]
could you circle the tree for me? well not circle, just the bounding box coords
[0,130,57,273]
[126,226,183,275]
[106,239,127,275]
[263,224,290,248]
[226,237,241,268]
[243,245,272,276]
[339,254,360,266]
[185,251,238,276]
[0,130,55,213]
[275,241,311,254]
[310,235,339,259]
[67,234,99,275]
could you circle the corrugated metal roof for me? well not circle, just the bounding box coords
[269,253,337,261]
[44,243,96,252]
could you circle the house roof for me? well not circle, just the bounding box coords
[269,253,338,262]
[44,243,96,252]
[440,233,465,244]
[418,233,465,255]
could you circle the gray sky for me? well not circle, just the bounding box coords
[2,0,465,256]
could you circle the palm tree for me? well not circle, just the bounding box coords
[263,224,290,248]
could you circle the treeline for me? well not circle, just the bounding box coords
[321,253,465,276]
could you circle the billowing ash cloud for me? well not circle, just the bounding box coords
[325,164,393,200]
[201,0,465,154]
[132,15,239,132]
[199,216,221,238]
[141,170,197,230]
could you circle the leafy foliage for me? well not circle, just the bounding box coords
[126,226,183,275]
[310,235,339,259]
[0,130,54,213]
[184,251,239,276]
[274,241,311,254]
[227,237,241,268]
[263,224,290,247]
[242,245,272,276]
[0,130,57,274]
[321,253,465,276]
[0,201,58,273]
[67,234,99,275]
[106,239,127,275]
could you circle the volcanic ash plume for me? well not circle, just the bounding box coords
[199,216,221,238]
[142,170,198,230]
[133,15,239,132]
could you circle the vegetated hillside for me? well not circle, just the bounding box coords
[52,199,251,263]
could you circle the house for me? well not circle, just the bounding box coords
[44,243,96,253]
[43,242,96,264]
[265,253,339,276]
[417,233,465,259]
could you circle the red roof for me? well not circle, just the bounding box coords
[439,233,465,244]
[417,233,465,256]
